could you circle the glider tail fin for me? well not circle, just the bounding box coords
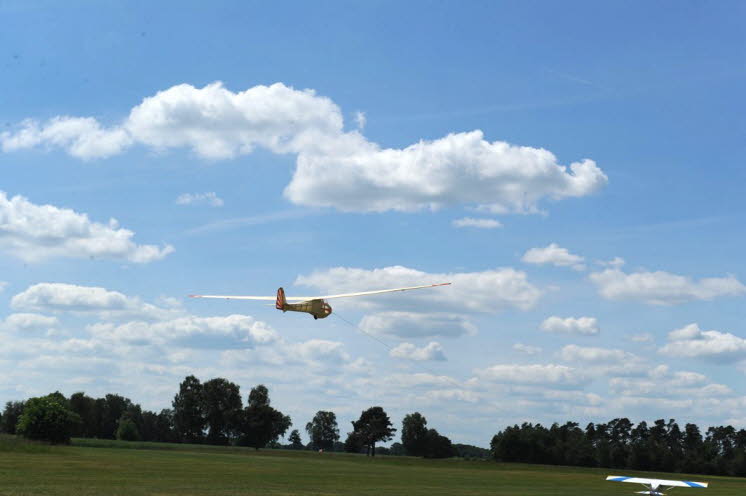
[276,287,287,311]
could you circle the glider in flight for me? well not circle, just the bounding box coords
[606,476,708,495]
[190,283,451,320]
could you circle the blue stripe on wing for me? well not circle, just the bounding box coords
[684,481,705,488]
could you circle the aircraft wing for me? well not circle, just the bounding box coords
[190,283,451,302]
[607,476,708,488]
[189,295,277,300]
[305,282,451,300]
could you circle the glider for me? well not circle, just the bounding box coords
[190,283,451,320]
[606,476,708,495]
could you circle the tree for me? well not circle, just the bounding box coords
[1,401,25,435]
[351,406,396,457]
[156,409,176,442]
[401,412,429,456]
[288,429,304,449]
[99,394,133,439]
[238,384,291,449]
[172,375,205,443]
[16,394,80,444]
[305,411,340,451]
[424,428,455,458]
[139,410,159,442]
[69,393,97,438]
[202,378,243,445]
[116,416,140,441]
[344,430,365,453]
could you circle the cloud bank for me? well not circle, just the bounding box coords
[589,267,745,305]
[0,192,173,263]
[2,82,608,214]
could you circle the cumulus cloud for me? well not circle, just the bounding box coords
[610,365,732,399]
[659,323,746,362]
[2,82,607,214]
[175,192,224,207]
[0,281,7,292]
[86,314,278,349]
[452,217,502,229]
[11,283,177,321]
[0,192,173,263]
[1,117,132,159]
[589,267,745,305]
[295,265,542,313]
[390,342,446,361]
[475,363,589,387]
[540,316,599,335]
[1,313,59,332]
[559,344,638,365]
[359,312,476,338]
[513,343,542,355]
[522,243,585,271]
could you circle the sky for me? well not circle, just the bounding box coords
[1,0,745,447]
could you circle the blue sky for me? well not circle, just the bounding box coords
[1,1,745,446]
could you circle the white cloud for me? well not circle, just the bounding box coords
[475,363,588,387]
[353,111,366,130]
[359,312,476,338]
[452,217,502,229]
[11,283,177,321]
[390,342,446,361]
[659,323,746,362]
[291,339,350,365]
[513,343,542,355]
[296,265,542,313]
[609,365,732,400]
[86,314,278,349]
[0,192,173,263]
[541,316,599,335]
[559,344,638,365]
[522,243,585,271]
[0,281,7,292]
[175,192,224,207]
[630,333,654,343]
[1,117,132,160]
[1,313,59,332]
[2,82,607,214]
[589,267,745,305]
[596,256,625,268]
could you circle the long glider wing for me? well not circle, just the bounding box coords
[190,283,451,302]
[303,282,452,300]
[607,476,708,488]
[189,295,276,300]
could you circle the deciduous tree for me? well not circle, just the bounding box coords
[351,406,396,457]
[306,410,340,451]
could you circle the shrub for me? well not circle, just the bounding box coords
[116,417,141,441]
[16,395,80,444]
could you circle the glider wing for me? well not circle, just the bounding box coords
[305,282,452,300]
[190,283,451,302]
[607,476,708,488]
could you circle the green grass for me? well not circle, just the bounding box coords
[0,436,744,495]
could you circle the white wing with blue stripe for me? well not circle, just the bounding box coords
[607,476,708,488]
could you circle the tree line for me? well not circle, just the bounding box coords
[490,418,746,477]
[0,375,464,459]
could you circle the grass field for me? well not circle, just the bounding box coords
[1,436,745,496]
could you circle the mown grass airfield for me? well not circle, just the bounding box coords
[2,436,745,496]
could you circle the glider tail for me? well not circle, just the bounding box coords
[276,287,287,311]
